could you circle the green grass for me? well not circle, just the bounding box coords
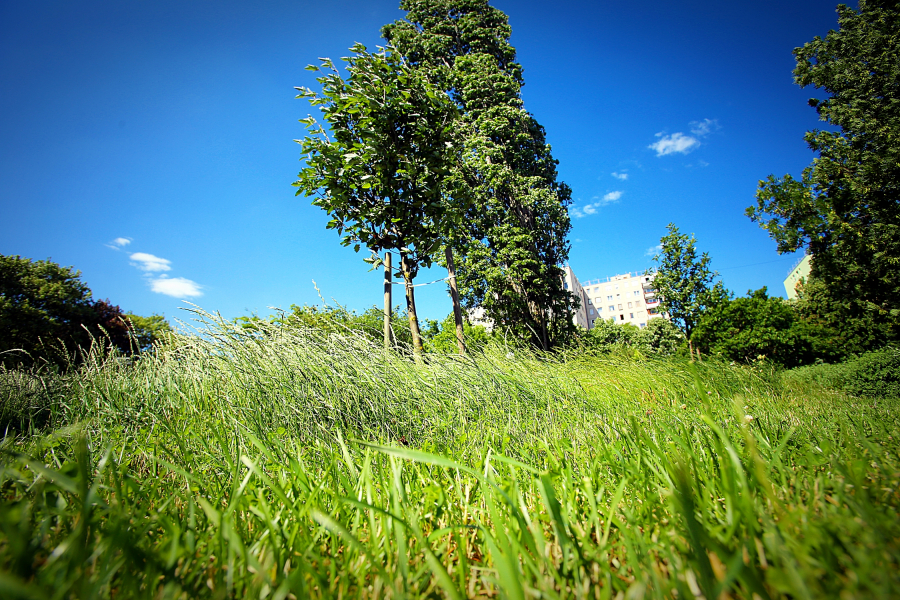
[1,310,898,599]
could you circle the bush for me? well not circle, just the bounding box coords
[786,347,900,398]
[842,347,900,398]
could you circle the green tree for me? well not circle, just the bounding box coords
[746,1,900,344]
[653,224,727,353]
[382,0,577,350]
[424,312,490,353]
[693,288,821,368]
[0,255,143,369]
[582,318,640,352]
[294,45,464,354]
[634,318,684,357]
[793,275,892,359]
[124,313,172,353]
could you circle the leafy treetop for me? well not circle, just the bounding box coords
[747,0,900,331]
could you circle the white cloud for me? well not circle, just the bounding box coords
[649,132,700,157]
[645,244,662,258]
[602,191,623,202]
[106,237,132,250]
[129,252,172,272]
[611,171,628,180]
[571,191,623,218]
[690,118,719,137]
[149,275,203,298]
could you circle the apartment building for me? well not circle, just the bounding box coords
[784,254,812,300]
[472,266,667,333]
[573,270,665,329]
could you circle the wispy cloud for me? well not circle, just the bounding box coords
[149,275,203,298]
[611,171,628,181]
[571,191,624,218]
[649,132,700,157]
[602,191,623,202]
[690,118,719,137]
[118,247,205,298]
[129,252,172,272]
[106,237,132,250]
[645,244,662,258]
[649,118,719,157]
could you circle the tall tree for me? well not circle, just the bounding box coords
[746,0,900,343]
[294,45,463,354]
[652,224,727,353]
[382,0,577,350]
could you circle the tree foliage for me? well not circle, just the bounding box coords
[124,313,172,353]
[793,274,894,358]
[746,0,900,343]
[293,45,464,353]
[382,0,576,350]
[581,317,683,357]
[652,224,727,341]
[693,288,823,368]
[0,255,162,369]
[423,313,490,354]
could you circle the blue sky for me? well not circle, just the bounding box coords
[0,0,843,325]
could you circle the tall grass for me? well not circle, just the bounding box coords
[1,309,898,598]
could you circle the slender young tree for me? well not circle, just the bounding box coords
[652,224,728,356]
[383,0,577,350]
[294,46,462,354]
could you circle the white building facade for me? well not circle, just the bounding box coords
[566,268,666,330]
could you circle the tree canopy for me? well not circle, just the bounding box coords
[0,255,166,369]
[693,288,821,368]
[383,0,576,350]
[652,224,727,343]
[293,45,464,353]
[746,0,900,343]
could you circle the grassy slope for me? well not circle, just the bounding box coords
[0,312,898,599]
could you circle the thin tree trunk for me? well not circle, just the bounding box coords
[444,246,466,355]
[688,338,694,362]
[383,252,392,350]
[400,253,424,355]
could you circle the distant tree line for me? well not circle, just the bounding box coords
[0,254,171,371]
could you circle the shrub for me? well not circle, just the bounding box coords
[842,347,900,398]
[786,347,900,398]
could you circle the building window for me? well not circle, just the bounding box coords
[634,290,639,297]
[627,302,632,308]
[590,308,595,315]
[606,285,612,291]
[639,322,646,328]
[619,315,624,321]
[597,306,602,312]
[607,295,613,301]
[630,313,634,319]
[618,304,622,310]
[608,305,614,312]
[564,282,568,289]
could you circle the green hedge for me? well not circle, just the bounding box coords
[786,347,900,398]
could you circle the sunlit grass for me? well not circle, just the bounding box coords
[1,309,898,598]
